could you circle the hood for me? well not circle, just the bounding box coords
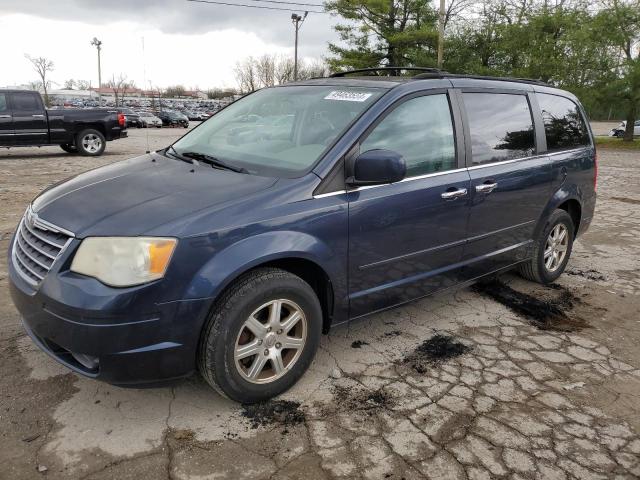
[31,153,277,237]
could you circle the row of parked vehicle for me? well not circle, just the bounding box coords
[119,108,192,129]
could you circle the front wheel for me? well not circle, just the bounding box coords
[519,209,574,284]
[60,143,78,154]
[198,268,322,403]
[76,129,106,156]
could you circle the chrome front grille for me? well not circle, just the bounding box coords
[12,207,74,286]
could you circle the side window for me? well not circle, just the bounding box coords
[11,93,42,112]
[0,94,8,113]
[537,93,590,151]
[360,94,456,177]
[463,93,535,165]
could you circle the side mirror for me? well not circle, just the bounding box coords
[346,149,406,186]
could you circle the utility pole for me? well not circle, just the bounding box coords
[437,0,445,69]
[291,11,308,81]
[90,37,103,106]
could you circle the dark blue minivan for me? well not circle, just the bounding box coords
[9,68,596,402]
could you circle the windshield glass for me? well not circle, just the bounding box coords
[171,85,384,176]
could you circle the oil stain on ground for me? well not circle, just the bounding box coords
[566,268,606,281]
[331,385,395,413]
[404,334,472,373]
[351,340,369,348]
[472,280,588,332]
[241,400,305,430]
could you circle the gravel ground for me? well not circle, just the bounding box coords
[1,122,639,480]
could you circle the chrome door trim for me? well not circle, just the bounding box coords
[312,147,589,199]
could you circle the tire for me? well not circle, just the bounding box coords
[198,267,322,403]
[60,143,78,154]
[519,209,574,284]
[76,129,106,156]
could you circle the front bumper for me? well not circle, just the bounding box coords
[9,243,211,386]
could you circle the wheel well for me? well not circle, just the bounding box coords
[557,199,581,236]
[74,123,106,138]
[255,258,335,334]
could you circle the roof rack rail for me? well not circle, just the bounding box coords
[412,72,549,86]
[326,66,549,86]
[330,67,446,77]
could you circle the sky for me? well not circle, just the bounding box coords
[0,0,339,90]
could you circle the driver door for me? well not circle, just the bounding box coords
[347,91,471,318]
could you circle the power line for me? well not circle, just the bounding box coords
[221,0,325,7]
[186,0,328,14]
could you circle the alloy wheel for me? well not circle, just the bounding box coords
[234,299,307,384]
[544,223,569,272]
[82,134,102,153]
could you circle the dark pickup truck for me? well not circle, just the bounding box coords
[0,89,127,156]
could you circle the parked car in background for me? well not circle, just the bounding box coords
[158,110,189,128]
[120,108,143,128]
[0,89,127,156]
[182,110,204,121]
[8,69,596,403]
[139,112,163,128]
[609,120,640,137]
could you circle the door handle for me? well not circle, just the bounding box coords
[476,182,498,193]
[32,114,45,118]
[441,188,468,200]
[0,114,11,118]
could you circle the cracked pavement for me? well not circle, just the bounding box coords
[1,126,639,479]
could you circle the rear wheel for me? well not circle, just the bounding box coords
[76,129,106,156]
[60,143,78,154]
[198,268,322,403]
[519,209,574,284]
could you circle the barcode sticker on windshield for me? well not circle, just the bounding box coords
[324,91,372,102]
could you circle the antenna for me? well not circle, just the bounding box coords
[142,36,151,155]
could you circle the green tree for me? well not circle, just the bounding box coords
[595,0,640,141]
[444,1,627,119]
[325,0,440,71]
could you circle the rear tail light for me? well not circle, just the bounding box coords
[594,150,598,192]
[118,113,126,127]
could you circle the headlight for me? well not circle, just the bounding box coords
[70,237,177,287]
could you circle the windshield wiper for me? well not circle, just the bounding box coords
[164,145,194,164]
[181,151,248,174]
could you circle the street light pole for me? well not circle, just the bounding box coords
[90,37,103,106]
[291,12,308,81]
[437,0,445,69]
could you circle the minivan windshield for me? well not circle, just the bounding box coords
[171,85,384,177]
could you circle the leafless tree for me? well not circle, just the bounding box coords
[105,74,133,107]
[274,56,296,84]
[299,59,330,80]
[25,54,54,106]
[236,55,330,91]
[234,57,259,93]
[165,85,187,98]
[27,81,42,91]
[256,55,277,87]
[75,79,91,90]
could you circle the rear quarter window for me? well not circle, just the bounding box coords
[536,93,590,151]
[0,94,8,112]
